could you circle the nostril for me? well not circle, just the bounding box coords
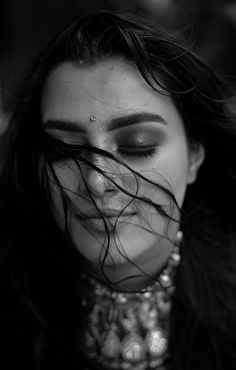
[85,170,120,197]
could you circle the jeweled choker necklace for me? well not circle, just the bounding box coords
[79,231,183,370]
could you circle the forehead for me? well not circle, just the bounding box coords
[41,59,181,128]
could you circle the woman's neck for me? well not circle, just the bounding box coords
[84,235,179,291]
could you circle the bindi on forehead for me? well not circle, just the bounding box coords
[89,115,97,122]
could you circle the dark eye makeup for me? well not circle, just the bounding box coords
[44,126,163,162]
[117,145,157,158]
[114,128,163,159]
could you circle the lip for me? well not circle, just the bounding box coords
[75,208,136,232]
[79,208,136,218]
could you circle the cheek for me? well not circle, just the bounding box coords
[142,150,190,208]
[160,159,189,207]
[53,161,79,190]
[168,168,188,206]
[46,163,79,227]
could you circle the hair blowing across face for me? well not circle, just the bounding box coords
[1,10,236,370]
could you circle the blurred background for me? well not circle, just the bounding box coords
[1,0,236,168]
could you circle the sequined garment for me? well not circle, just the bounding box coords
[79,232,182,370]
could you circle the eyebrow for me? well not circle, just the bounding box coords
[43,112,167,133]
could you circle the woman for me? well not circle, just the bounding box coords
[1,10,236,370]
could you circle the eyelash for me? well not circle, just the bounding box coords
[117,146,157,158]
[45,140,158,163]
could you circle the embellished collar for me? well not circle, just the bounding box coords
[79,231,182,370]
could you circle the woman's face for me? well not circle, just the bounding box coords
[41,60,203,284]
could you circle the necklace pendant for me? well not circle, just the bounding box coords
[145,327,168,357]
[139,300,158,330]
[121,332,147,362]
[101,325,121,359]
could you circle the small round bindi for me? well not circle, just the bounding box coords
[89,115,97,122]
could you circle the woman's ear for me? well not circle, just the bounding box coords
[187,143,205,184]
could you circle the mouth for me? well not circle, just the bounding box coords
[75,208,136,232]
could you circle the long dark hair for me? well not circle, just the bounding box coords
[1,10,236,369]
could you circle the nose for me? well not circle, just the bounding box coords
[84,157,119,198]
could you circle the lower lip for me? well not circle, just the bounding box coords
[76,214,136,232]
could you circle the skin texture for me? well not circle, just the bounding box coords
[41,59,204,288]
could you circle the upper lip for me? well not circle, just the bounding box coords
[77,208,136,218]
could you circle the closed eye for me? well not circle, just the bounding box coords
[117,145,157,158]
